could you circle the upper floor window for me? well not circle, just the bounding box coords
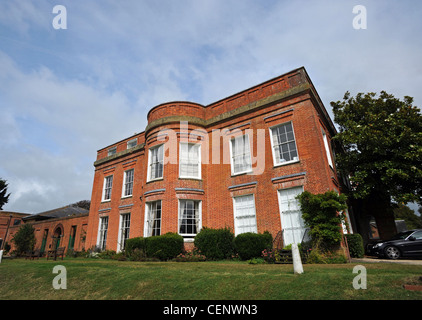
[127,138,137,149]
[122,169,134,197]
[230,134,252,175]
[147,144,164,181]
[179,143,201,179]
[322,129,334,168]
[270,122,298,166]
[107,147,117,156]
[102,175,113,201]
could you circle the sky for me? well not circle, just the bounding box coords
[0,0,421,214]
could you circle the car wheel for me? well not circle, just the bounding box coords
[384,246,400,260]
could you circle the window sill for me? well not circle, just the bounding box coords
[179,177,202,181]
[231,170,253,177]
[273,159,300,168]
[146,178,164,184]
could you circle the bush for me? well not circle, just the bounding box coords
[145,233,184,261]
[11,224,36,256]
[125,237,147,257]
[306,247,347,264]
[194,227,235,260]
[297,191,348,249]
[234,231,273,260]
[345,233,364,258]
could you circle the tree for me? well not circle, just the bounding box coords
[393,204,422,230]
[11,224,36,256]
[331,91,422,241]
[0,178,11,210]
[72,200,91,210]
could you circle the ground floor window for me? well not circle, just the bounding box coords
[179,200,201,238]
[118,213,131,251]
[145,201,162,237]
[233,194,257,236]
[278,186,308,246]
[98,216,109,251]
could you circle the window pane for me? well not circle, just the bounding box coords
[103,176,113,200]
[234,195,257,235]
[149,145,164,180]
[146,201,162,237]
[231,135,252,174]
[272,122,298,164]
[180,143,200,178]
[179,200,200,236]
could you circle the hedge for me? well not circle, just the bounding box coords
[344,233,364,258]
[234,231,273,260]
[145,233,184,261]
[124,233,184,261]
[194,227,235,260]
[125,237,146,256]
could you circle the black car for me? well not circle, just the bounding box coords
[367,229,422,259]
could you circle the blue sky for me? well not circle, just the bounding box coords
[1,0,421,213]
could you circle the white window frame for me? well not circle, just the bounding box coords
[144,200,162,237]
[127,138,137,149]
[179,142,201,179]
[102,175,113,202]
[229,134,252,175]
[322,129,334,168]
[277,186,309,246]
[233,194,258,236]
[178,199,202,240]
[147,144,164,182]
[97,216,109,251]
[117,213,131,252]
[122,169,134,198]
[269,121,299,167]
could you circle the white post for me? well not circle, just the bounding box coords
[292,243,304,274]
[0,250,3,264]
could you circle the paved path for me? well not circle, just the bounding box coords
[352,257,422,266]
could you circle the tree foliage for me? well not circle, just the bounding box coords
[393,204,422,229]
[11,224,36,256]
[0,178,11,210]
[297,191,348,248]
[331,91,422,205]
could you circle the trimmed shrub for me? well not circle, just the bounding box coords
[145,233,184,261]
[125,237,147,257]
[345,233,364,258]
[194,227,235,260]
[234,231,273,260]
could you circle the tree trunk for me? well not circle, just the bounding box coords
[365,193,397,241]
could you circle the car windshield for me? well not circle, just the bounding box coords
[388,231,414,240]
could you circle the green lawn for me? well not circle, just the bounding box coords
[0,258,421,300]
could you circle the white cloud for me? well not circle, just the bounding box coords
[0,0,421,212]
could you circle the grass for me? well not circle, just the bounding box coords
[0,258,421,300]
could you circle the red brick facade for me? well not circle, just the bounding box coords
[2,208,88,255]
[86,67,344,251]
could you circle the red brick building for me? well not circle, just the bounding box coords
[2,206,88,255]
[85,67,352,251]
